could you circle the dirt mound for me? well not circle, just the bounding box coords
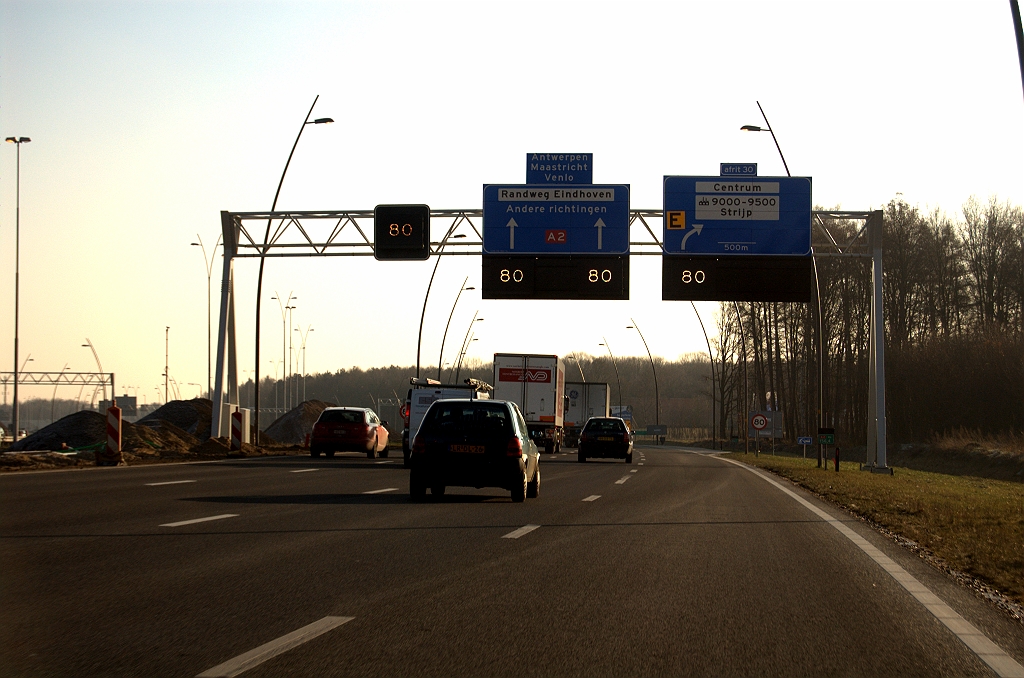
[0,451,94,472]
[9,411,107,452]
[137,398,212,439]
[264,400,333,445]
[123,418,199,457]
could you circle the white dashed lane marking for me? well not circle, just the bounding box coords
[630,470,638,473]
[582,495,601,502]
[502,524,540,539]
[290,469,318,474]
[160,514,237,528]
[374,461,394,465]
[197,616,354,677]
[146,480,196,486]
[615,475,632,485]
[363,488,398,494]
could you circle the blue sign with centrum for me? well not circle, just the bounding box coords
[663,175,812,256]
[526,153,593,184]
[482,184,630,255]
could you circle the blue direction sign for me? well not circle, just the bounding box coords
[483,184,630,254]
[663,176,811,256]
[527,153,593,184]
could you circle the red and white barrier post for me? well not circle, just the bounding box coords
[230,410,243,451]
[101,404,124,466]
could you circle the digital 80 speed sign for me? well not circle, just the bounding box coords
[374,204,431,261]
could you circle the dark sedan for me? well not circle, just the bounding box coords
[578,417,633,463]
[408,399,540,502]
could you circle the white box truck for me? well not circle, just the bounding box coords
[402,378,492,466]
[563,382,611,448]
[492,353,565,453]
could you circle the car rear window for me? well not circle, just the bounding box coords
[584,419,625,433]
[421,402,511,435]
[318,410,365,424]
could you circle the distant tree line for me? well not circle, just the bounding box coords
[712,196,1023,445]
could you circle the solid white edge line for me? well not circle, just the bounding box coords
[290,468,318,473]
[160,514,238,528]
[197,616,354,677]
[615,475,631,484]
[363,487,398,494]
[146,480,197,486]
[717,456,1024,678]
[582,495,601,502]
[502,524,540,539]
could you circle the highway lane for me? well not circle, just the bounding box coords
[2,446,1023,677]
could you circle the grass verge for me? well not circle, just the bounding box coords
[722,453,1024,608]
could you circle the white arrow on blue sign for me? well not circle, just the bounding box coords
[663,176,811,256]
[483,184,630,255]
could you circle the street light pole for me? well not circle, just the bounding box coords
[438,277,474,382]
[271,292,296,410]
[451,313,483,383]
[416,229,466,378]
[627,319,659,428]
[742,101,824,462]
[733,301,749,453]
[599,338,622,412]
[81,339,105,400]
[253,97,332,436]
[6,136,29,440]
[295,325,313,402]
[51,363,69,424]
[192,234,222,398]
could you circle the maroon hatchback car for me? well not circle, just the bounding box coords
[310,407,390,459]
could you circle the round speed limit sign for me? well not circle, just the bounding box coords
[751,414,768,431]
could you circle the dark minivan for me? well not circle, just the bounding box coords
[409,399,540,502]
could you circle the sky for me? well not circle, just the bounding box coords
[2,0,1023,410]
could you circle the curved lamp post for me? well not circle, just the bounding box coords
[191,233,222,398]
[437,277,474,381]
[415,230,466,378]
[568,352,587,383]
[627,319,659,429]
[598,338,622,412]
[253,97,332,435]
[81,340,105,400]
[294,325,313,402]
[451,313,483,383]
[6,136,29,439]
[742,100,823,464]
[51,363,69,424]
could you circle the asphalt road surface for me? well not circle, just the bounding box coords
[2,445,1023,677]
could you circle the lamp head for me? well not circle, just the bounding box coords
[465,286,476,291]
[312,117,334,124]
[740,125,764,132]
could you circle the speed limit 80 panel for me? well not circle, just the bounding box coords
[662,255,814,302]
[482,255,629,300]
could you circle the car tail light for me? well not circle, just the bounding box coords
[360,424,372,439]
[412,435,425,457]
[312,423,327,437]
[580,432,591,443]
[507,438,523,457]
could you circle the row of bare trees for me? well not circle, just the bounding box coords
[712,196,1023,445]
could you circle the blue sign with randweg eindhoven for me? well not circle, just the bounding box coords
[483,184,630,255]
[663,176,811,256]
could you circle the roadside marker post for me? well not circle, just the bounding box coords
[230,410,243,451]
[101,404,124,466]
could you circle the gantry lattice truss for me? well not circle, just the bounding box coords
[212,208,887,468]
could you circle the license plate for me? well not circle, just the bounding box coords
[597,436,615,441]
[333,429,346,435]
[450,444,485,454]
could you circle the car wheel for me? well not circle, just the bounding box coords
[626,453,632,464]
[310,448,321,458]
[431,484,445,499]
[578,453,586,463]
[526,467,540,498]
[511,471,527,503]
[367,449,378,459]
[403,452,411,469]
[410,470,427,502]
[325,450,335,458]
[380,446,389,458]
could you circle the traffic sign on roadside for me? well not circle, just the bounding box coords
[483,185,630,255]
[797,436,813,445]
[751,413,768,431]
[663,176,811,256]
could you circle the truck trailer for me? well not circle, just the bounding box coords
[563,382,611,447]
[492,353,565,453]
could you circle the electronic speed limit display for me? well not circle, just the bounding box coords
[373,204,431,260]
[662,255,814,302]
[482,255,629,300]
